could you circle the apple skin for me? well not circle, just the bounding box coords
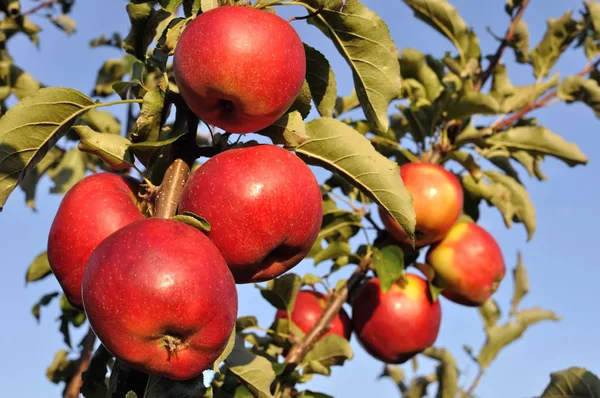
[351,275,441,364]
[173,6,306,133]
[426,221,506,306]
[47,173,145,310]
[178,145,323,284]
[82,218,238,381]
[379,163,463,247]
[275,290,352,341]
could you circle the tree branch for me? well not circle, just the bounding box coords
[493,57,600,131]
[23,0,61,16]
[284,259,370,365]
[474,0,530,92]
[154,159,191,219]
[63,327,96,398]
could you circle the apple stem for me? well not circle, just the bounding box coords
[286,5,324,23]
[284,257,371,365]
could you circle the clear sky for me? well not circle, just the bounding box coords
[1,0,598,397]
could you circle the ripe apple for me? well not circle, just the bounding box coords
[82,218,238,381]
[178,144,323,284]
[379,163,463,247]
[275,290,352,340]
[47,173,144,310]
[351,274,441,364]
[173,6,306,133]
[426,221,506,306]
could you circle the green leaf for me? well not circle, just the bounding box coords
[403,0,470,64]
[333,90,360,116]
[558,75,600,118]
[478,299,501,330]
[298,391,334,398]
[421,347,458,398]
[378,365,405,386]
[298,0,402,132]
[130,86,166,143]
[295,117,416,244]
[159,0,183,12]
[511,150,547,181]
[446,92,500,120]
[236,316,258,332]
[145,373,208,398]
[259,273,302,313]
[32,292,60,322]
[0,87,94,211]
[226,335,276,398]
[371,246,405,293]
[46,148,87,194]
[530,12,581,78]
[509,20,530,63]
[314,242,351,266]
[212,329,236,371]
[510,252,530,316]
[171,211,211,232]
[149,17,188,70]
[478,308,560,368]
[487,126,588,166]
[289,80,312,119]
[74,126,134,171]
[462,171,536,240]
[301,273,324,286]
[256,111,307,148]
[81,345,112,398]
[46,350,77,384]
[200,0,218,12]
[123,3,170,60]
[19,147,63,210]
[540,367,600,397]
[301,334,353,374]
[80,110,121,135]
[125,392,138,398]
[400,48,443,102]
[93,58,127,97]
[493,72,559,113]
[304,44,337,117]
[25,251,52,283]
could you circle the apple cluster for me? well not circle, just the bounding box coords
[45,4,507,381]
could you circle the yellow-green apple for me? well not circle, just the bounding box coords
[379,163,463,247]
[173,6,306,133]
[47,173,145,310]
[275,290,352,340]
[426,221,505,306]
[178,144,322,284]
[351,274,441,363]
[82,218,238,381]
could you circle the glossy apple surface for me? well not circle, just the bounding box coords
[178,144,323,284]
[47,173,144,309]
[173,6,306,133]
[275,290,352,340]
[82,218,238,380]
[351,274,441,363]
[379,163,463,247]
[426,221,506,306]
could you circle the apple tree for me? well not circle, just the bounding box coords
[1,0,599,397]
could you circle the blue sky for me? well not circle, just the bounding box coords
[1,0,599,397]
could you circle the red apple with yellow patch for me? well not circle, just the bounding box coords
[47,173,145,310]
[426,221,506,306]
[275,290,352,341]
[351,274,441,364]
[178,144,323,284]
[173,6,306,133]
[379,163,463,247]
[82,218,238,380]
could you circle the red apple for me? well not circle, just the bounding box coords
[426,221,506,306]
[82,218,238,381]
[379,163,463,247]
[351,274,441,364]
[47,173,145,310]
[178,144,322,284]
[173,6,306,133]
[275,290,352,340]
